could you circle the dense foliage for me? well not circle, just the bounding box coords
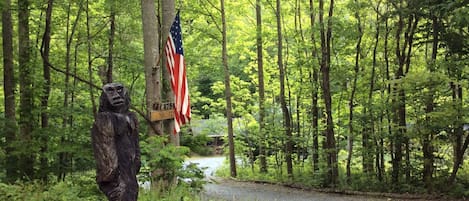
[1,0,469,199]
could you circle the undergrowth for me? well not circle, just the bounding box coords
[0,170,203,201]
[0,172,104,201]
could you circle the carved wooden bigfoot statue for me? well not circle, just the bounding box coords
[91,83,141,201]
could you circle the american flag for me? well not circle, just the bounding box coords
[165,12,191,134]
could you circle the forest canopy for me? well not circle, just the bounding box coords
[1,0,469,199]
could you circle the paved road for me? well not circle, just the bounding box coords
[185,157,393,201]
[185,156,225,178]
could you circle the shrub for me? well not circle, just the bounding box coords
[0,172,104,201]
[181,133,213,156]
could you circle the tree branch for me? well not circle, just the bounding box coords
[39,49,158,134]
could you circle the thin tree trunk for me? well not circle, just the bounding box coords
[294,0,307,164]
[370,1,380,181]
[448,74,468,185]
[361,2,374,174]
[107,2,115,83]
[346,1,362,182]
[220,0,237,178]
[403,16,418,183]
[39,0,54,182]
[391,3,418,184]
[383,5,391,182]
[275,0,293,177]
[311,73,320,172]
[284,25,295,170]
[256,0,268,173]
[86,0,97,117]
[319,0,338,186]
[60,2,72,182]
[448,133,469,185]
[18,0,35,180]
[391,2,406,185]
[391,47,404,186]
[58,1,83,181]
[2,0,18,183]
[422,14,438,191]
[308,0,320,172]
[69,42,81,176]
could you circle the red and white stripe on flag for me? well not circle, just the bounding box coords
[164,12,191,134]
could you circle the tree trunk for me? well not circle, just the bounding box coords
[361,2,374,174]
[220,0,237,178]
[161,0,178,144]
[18,0,35,180]
[382,6,392,183]
[369,1,380,181]
[141,0,162,136]
[256,0,267,173]
[346,1,362,182]
[319,0,338,186]
[308,0,320,172]
[60,2,72,182]
[391,5,403,185]
[274,0,293,178]
[422,14,438,191]
[294,0,307,164]
[107,2,115,83]
[448,79,468,185]
[58,1,83,181]
[391,59,405,186]
[2,0,18,183]
[311,75,320,172]
[39,0,54,182]
[403,15,418,183]
[448,134,469,185]
[86,0,97,117]
[390,4,418,184]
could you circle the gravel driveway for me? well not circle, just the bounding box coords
[200,179,390,201]
[185,156,417,201]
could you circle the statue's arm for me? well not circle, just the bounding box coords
[91,112,118,183]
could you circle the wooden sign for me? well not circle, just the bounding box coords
[150,102,175,121]
[150,110,174,121]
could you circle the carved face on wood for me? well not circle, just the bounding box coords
[99,83,130,113]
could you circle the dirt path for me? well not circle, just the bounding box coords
[185,157,423,201]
